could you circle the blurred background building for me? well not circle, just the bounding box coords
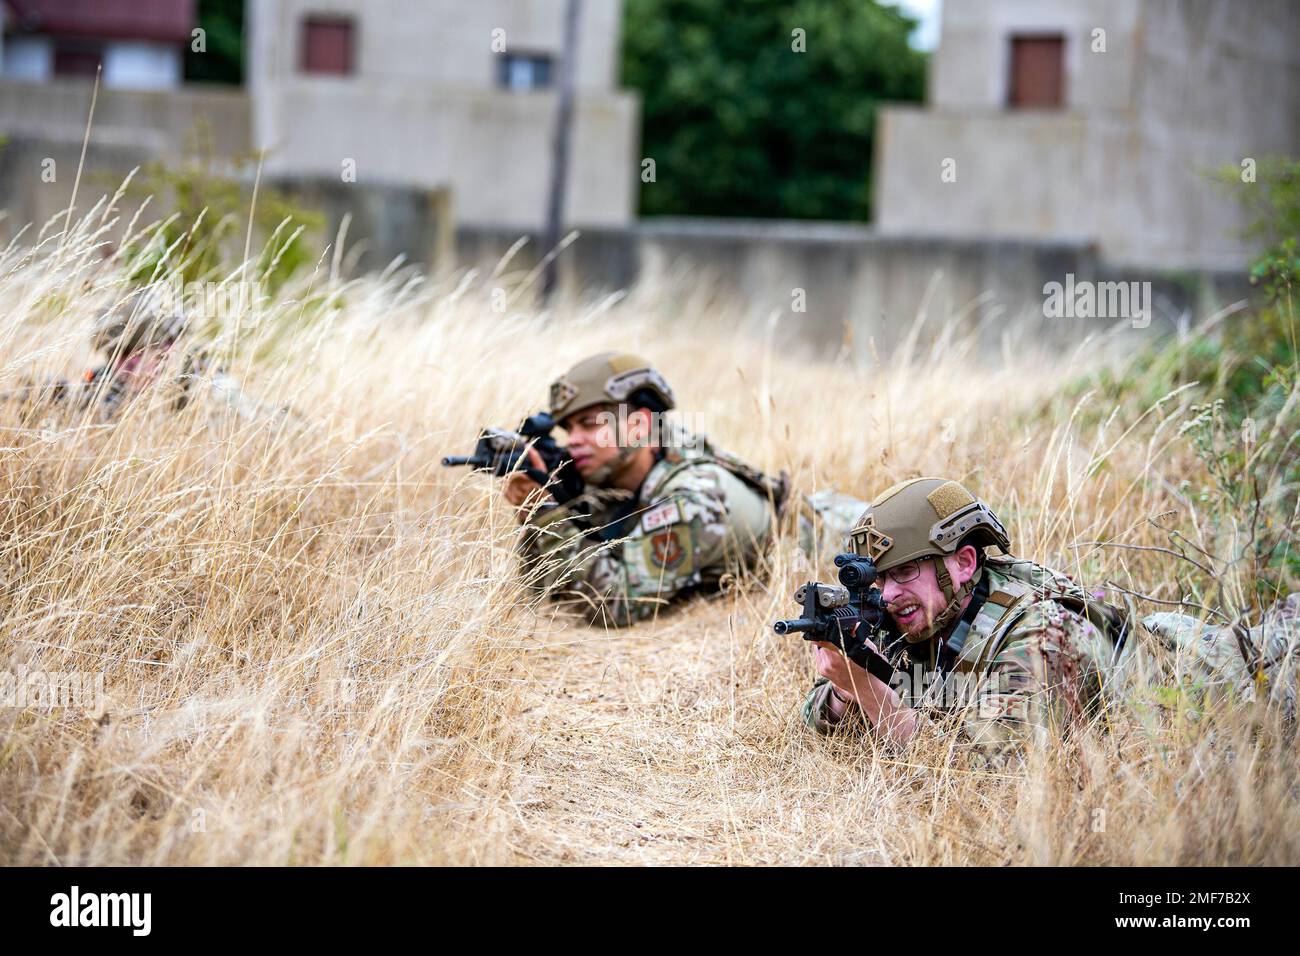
[0,0,636,269]
[1,0,1297,346]
[244,0,635,231]
[876,0,1300,271]
[0,0,191,89]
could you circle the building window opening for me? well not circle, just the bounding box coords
[1008,34,1065,108]
[498,53,553,91]
[301,16,355,75]
[53,41,104,78]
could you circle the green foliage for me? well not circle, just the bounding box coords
[1062,160,1300,607]
[184,0,245,85]
[1218,156,1300,301]
[1249,236,1299,303]
[1086,159,1300,423]
[1228,157,1300,251]
[1175,391,1298,607]
[123,125,323,293]
[1109,307,1295,423]
[623,0,926,220]
[1200,157,1300,417]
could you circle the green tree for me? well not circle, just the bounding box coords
[185,0,244,85]
[623,0,926,220]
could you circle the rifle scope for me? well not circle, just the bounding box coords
[834,553,878,589]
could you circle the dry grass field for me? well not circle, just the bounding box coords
[1,207,1296,865]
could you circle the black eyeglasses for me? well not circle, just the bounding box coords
[876,559,923,585]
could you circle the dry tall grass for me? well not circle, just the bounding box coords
[1,210,1296,865]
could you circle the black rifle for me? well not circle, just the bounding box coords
[442,411,585,504]
[0,372,106,411]
[774,553,897,685]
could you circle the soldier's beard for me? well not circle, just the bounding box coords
[889,592,940,639]
[892,611,930,638]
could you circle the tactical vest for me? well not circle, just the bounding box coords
[644,435,868,565]
[933,555,1130,678]
[646,431,790,515]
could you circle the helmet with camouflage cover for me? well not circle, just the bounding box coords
[849,477,1010,643]
[93,300,187,358]
[547,351,675,422]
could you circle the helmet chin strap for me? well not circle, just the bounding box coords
[584,412,643,486]
[902,556,981,644]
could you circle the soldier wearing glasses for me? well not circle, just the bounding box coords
[801,477,1126,766]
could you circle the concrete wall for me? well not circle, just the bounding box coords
[271,177,452,274]
[0,138,154,242]
[0,81,250,242]
[458,219,1251,359]
[876,0,1300,272]
[247,0,639,230]
[0,137,451,278]
[0,79,448,272]
[0,79,249,156]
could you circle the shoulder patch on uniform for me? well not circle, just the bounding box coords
[641,500,683,532]
[646,526,691,571]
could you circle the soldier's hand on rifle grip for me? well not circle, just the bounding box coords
[504,447,554,518]
[812,640,871,714]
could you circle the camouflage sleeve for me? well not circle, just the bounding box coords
[953,600,1112,767]
[1144,593,1299,721]
[515,495,633,623]
[801,678,846,734]
[517,474,733,627]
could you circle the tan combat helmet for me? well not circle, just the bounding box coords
[547,351,675,422]
[546,351,676,486]
[849,477,1010,643]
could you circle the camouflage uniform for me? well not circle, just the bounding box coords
[798,475,1297,764]
[83,349,265,422]
[797,477,1132,767]
[1144,595,1300,722]
[6,302,279,424]
[518,351,865,627]
[802,555,1122,767]
[519,436,865,627]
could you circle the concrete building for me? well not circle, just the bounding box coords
[246,0,638,231]
[0,0,191,90]
[874,0,1300,271]
[0,0,639,258]
[1,0,1286,353]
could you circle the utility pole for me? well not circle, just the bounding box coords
[542,0,581,304]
